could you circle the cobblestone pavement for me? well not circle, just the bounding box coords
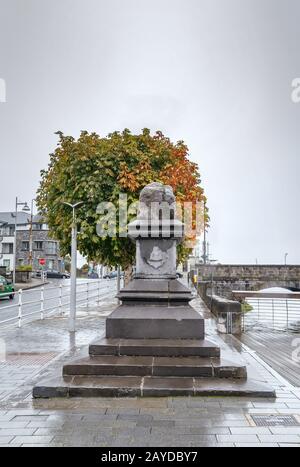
[0,297,300,447]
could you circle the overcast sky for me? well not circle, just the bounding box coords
[0,0,299,264]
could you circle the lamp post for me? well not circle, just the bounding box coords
[13,197,30,285]
[28,199,35,268]
[62,201,83,332]
[284,253,288,265]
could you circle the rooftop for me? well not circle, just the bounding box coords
[0,212,45,226]
[0,211,31,225]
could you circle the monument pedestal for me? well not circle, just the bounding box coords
[106,278,204,339]
[33,183,275,398]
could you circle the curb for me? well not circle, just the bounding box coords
[15,281,50,291]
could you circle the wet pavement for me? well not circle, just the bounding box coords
[0,296,300,447]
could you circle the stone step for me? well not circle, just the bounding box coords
[62,355,247,378]
[33,375,276,398]
[89,338,220,357]
[106,305,205,339]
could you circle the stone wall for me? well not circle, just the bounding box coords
[197,264,300,298]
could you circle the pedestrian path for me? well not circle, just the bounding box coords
[239,328,300,386]
[0,296,299,446]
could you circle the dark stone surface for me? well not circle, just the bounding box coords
[32,375,276,398]
[69,376,141,398]
[106,305,205,339]
[62,355,247,378]
[117,278,193,304]
[142,376,194,397]
[212,359,247,379]
[194,378,276,398]
[63,356,153,377]
[152,357,213,377]
[89,338,221,357]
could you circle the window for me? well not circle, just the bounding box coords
[33,223,43,230]
[3,259,10,270]
[21,241,29,251]
[47,259,54,270]
[0,226,14,236]
[34,241,43,251]
[1,243,13,254]
[45,241,57,255]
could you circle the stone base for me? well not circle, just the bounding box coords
[32,277,276,399]
[33,375,276,398]
[62,355,247,378]
[89,338,221,357]
[106,305,204,339]
[32,333,276,399]
[117,279,193,304]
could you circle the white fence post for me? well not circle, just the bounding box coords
[59,284,63,315]
[97,279,100,304]
[40,286,44,320]
[18,289,23,328]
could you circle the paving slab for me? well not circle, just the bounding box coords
[0,295,297,446]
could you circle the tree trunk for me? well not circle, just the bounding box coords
[124,264,133,286]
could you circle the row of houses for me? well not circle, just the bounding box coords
[0,211,65,273]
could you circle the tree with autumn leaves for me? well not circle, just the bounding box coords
[36,128,207,271]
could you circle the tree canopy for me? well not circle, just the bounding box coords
[36,128,207,269]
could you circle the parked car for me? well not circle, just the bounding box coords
[103,271,124,279]
[0,275,14,300]
[36,270,70,279]
[88,272,99,279]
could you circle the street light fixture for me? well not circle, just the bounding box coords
[62,201,84,332]
[13,197,30,285]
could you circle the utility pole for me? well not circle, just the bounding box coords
[203,230,207,264]
[13,197,30,284]
[28,199,35,268]
[62,201,83,332]
[117,265,121,304]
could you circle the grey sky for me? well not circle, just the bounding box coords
[0,0,299,264]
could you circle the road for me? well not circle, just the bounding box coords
[0,278,117,326]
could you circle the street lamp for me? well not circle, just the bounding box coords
[284,253,288,265]
[28,199,36,268]
[13,197,30,284]
[62,201,84,332]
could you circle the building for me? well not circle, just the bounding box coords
[0,212,28,273]
[0,212,64,273]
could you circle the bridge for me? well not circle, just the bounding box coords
[197,264,300,298]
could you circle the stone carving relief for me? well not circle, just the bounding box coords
[146,246,168,270]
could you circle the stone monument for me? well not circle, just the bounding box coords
[33,183,275,398]
[107,182,204,340]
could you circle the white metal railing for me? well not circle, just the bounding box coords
[242,297,300,332]
[0,279,117,328]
